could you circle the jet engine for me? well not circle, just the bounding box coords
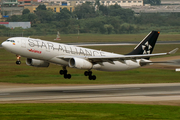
[69,58,93,69]
[26,58,49,67]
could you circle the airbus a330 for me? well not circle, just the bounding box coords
[1,31,178,80]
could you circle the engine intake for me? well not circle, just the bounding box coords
[69,58,92,69]
[26,58,49,67]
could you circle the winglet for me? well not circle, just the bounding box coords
[168,48,179,55]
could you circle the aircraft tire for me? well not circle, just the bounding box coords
[92,75,96,80]
[59,70,64,75]
[88,75,92,80]
[60,70,68,75]
[64,74,67,79]
[84,71,89,76]
[64,74,71,79]
[16,61,21,65]
[64,70,67,75]
[67,74,71,79]
[89,71,92,76]
[89,75,96,80]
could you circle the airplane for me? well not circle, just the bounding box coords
[1,31,178,80]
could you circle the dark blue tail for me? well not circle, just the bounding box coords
[127,31,160,60]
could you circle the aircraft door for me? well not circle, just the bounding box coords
[21,39,26,48]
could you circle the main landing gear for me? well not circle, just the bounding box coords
[84,71,96,80]
[16,55,21,65]
[59,67,96,80]
[59,67,71,79]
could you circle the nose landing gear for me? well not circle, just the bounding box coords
[16,55,21,65]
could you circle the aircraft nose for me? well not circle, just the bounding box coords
[1,42,4,47]
[1,41,8,49]
[1,42,5,48]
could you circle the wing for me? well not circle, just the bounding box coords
[57,48,178,64]
[67,42,136,46]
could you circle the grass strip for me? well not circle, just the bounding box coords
[0,103,180,120]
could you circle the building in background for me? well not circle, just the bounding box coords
[1,7,23,17]
[72,0,143,6]
[18,0,39,7]
[42,0,70,6]
[0,22,31,29]
[101,0,143,6]
[0,0,146,17]
[1,0,180,19]
[1,0,18,7]
[41,0,143,6]
[24,5,74,13]
[161,0,180,5]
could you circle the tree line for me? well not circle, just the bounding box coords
[2,0,180,35]
[144,0,161,5]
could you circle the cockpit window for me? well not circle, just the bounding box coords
[6,40,15,43]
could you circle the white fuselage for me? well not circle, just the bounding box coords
[2,37,144,71]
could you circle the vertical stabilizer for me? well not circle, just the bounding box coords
[127,31,160,59]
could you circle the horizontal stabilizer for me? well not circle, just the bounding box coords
[168,48,179,55]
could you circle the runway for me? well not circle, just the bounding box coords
[1,83,180,105]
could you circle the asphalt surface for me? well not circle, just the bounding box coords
[1,83,180,104]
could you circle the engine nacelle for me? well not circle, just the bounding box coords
[69,58,93,69]
[139,59,152,66]
[26,58,49,67]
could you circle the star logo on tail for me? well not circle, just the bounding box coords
[142,41,152,54]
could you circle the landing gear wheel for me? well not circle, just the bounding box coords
[64,74,71,79]
[59,70,68,75]
[88,75,96,80]
[67,74,71,79]
[60,67,71,79]
[88,75,92,80]
[16,61,21,65]
[89,71,92,76]
[84,71,89,76]
[84,71,92,76]
[64,70,67,75]
[92,75,96,80]
[60,70,64,75]
[85,70,96,80]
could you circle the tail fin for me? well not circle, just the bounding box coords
[127,31,160,60]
